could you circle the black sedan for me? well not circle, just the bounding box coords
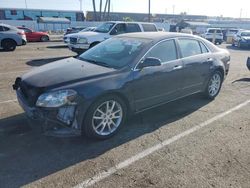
[13,32,230,139]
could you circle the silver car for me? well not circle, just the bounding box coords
[0,23,27,51]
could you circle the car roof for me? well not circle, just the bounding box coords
[117,32,198,41]
[0,23,18,30]
[106,21,156,25]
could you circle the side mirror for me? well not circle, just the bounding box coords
[137,57,161,69]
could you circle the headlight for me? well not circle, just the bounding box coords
[36,90,77,108]
[77,38,88,44]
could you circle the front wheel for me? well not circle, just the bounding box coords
[203,71,223,100]
[2,40,16,51]
[41,35,49,42]
[83,95,127,139]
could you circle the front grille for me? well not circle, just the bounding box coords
[70,37,77,44]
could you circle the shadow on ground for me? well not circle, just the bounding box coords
[46,45,68,49]
[0,94,210,188]
[232,78,250,83]
[226,45,250,51]
[26,56,73,66]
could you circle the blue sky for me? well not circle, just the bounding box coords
[0,0,249,18]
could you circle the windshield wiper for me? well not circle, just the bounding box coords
[79,57,113,68]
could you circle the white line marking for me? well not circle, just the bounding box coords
[0,70,28,75]
[74,99,250,188]
[0,99,17,104]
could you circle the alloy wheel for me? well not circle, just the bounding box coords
[208,73,221,97]
[92,100,123,136]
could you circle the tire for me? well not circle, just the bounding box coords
[2,39,16,51]
[40,35,49,42]
[203,71,223,100]
[83,95,127,139]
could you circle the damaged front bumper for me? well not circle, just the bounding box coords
[16,89,82,137]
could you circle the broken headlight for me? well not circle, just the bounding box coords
[36,90,77,108]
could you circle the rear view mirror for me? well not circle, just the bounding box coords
[138,57,161,69]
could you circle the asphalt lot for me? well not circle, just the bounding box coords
[0,42,250,188]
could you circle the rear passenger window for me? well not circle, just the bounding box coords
[126,24,141,33]
[178,39,202,58]
[145,40,177,63]
[142,24,157,32]
[199,42,209,53]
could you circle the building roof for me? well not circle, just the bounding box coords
[185,21,210,26]
[37,17,70,24]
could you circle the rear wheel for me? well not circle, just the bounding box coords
[83,95,127,139]
[2,39,16,51]
[203,71,223,100]
[40,35,49,42]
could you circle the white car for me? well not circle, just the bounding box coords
[202,28,223,44]
[67,21,158,54]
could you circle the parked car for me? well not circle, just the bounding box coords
[0,23,27,51]
[17,26,49,42]
[202,28,223,44]
[232,30,250,48]
[64,27,86,35]
[63,27,97,44]
[67,21,158,54]
[13,32,230,139]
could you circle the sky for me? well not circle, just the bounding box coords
[0,0,250,18]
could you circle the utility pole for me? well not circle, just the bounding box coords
[24,0,28,9]
[92,0,97,21]
[79,0,83,11]
[240,8,243,19]
[103,0,109,21]
[172,5,175,14]
[108,0,111,21]
[99,0,102,21]
[148,0,151,22]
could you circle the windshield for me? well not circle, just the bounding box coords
[241,32,250,36]
[79,37,150,69]
[95,22,115,33]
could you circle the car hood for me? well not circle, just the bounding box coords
[69,31,107,38]
[22,57,115,88]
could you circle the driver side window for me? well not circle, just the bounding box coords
[145,40,178,63]
[110,24,126,35]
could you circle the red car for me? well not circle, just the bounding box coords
[17,27,50,42]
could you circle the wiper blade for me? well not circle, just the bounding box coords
[79,57,113,68]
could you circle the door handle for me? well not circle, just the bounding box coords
[173,65,183,70]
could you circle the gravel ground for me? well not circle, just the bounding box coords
[0,42,249,188]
